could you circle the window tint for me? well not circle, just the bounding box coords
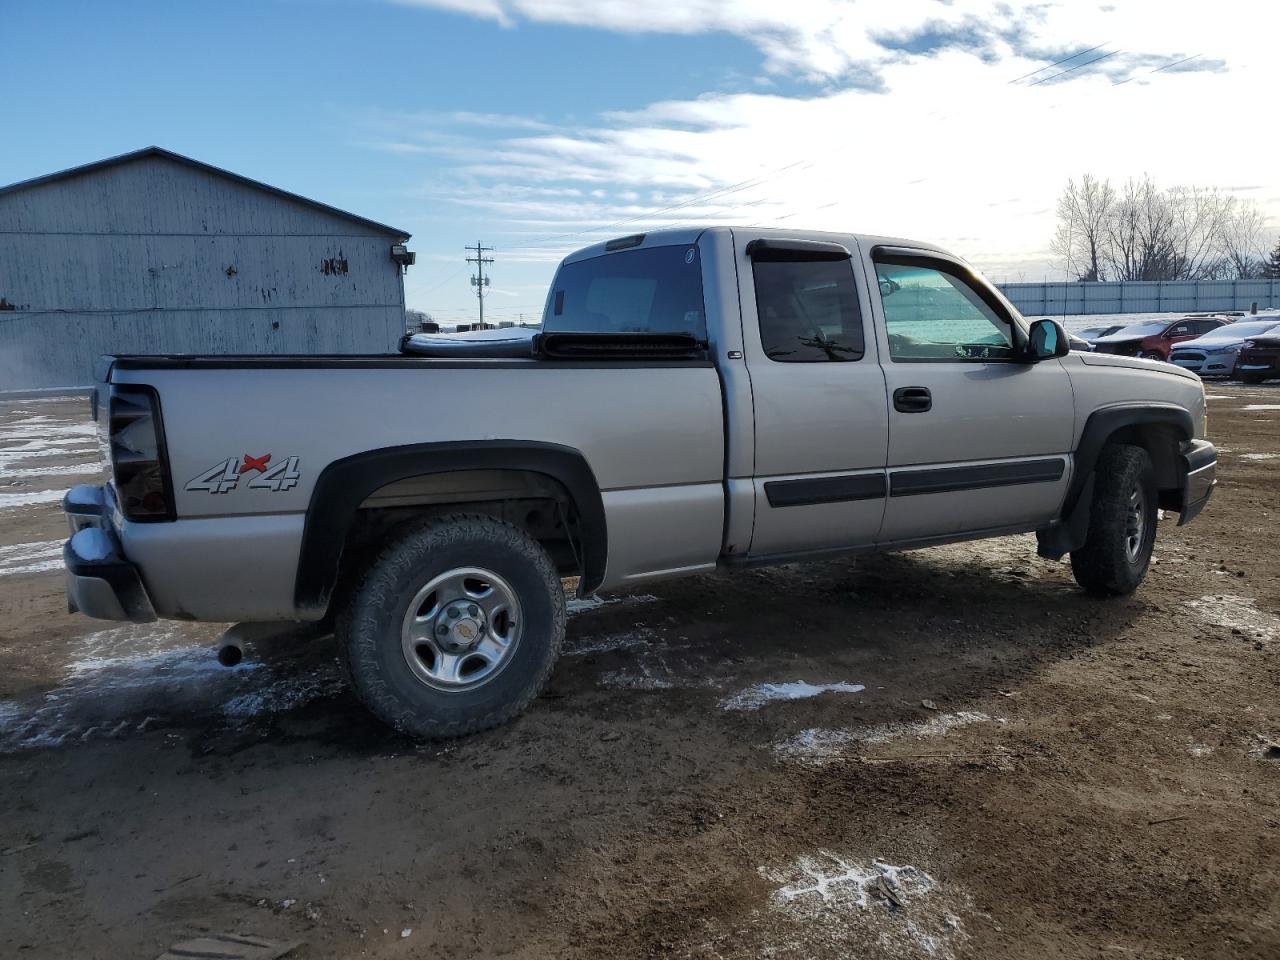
[753,260,863,362]
[545,245,706,338]
[875,261,1015,361]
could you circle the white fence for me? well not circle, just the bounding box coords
[997,279,1280,317]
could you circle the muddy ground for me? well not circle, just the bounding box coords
[0,390,1277,960]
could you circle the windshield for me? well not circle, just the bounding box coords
[1099,322,1166,340]
[1194,320,1280,341]
[544,244,706,338]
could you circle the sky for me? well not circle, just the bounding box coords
[3,0,1276,327]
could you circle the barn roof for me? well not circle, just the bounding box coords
[0,146,410,240]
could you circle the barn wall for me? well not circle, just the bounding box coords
[0,156,407,391]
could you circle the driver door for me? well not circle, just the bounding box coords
[867,248,1074,543]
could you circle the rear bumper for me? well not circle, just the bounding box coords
[62,484,156,623]
[1178,439,1216,527]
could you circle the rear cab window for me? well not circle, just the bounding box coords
[753,259,864,362]
[544,244,706,339]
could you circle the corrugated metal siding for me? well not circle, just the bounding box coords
[0,156,406,390]
[999,279,1280,317]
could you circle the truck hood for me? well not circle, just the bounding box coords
[1078,352,1202,382]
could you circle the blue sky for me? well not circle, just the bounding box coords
[4,0,1274,326]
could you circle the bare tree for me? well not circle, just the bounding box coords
[1167,185,1235,280]
[1105,176,1180,281]
[1050,174,1115,280]
[1057,175,1250,281]
[1218,201,1269,278]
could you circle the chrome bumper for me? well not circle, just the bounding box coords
[63,484,156,623]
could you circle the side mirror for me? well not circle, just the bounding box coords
[1026,318,1070,361]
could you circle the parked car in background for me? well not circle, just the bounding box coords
[1168,318,1280,378]
[1092,316,1233,361]
[1077,323,1126,344]
[1236,331,1280,383]
[1067,331,1092,352]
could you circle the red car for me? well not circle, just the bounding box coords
[1236,333,1280,383]
[1091,316,1233,360]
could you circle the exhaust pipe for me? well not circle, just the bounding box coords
[217,641,244,667]
[214,620,327,669]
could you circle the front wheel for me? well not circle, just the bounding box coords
[1070,444,1158,596]
[339,514,565,739]
[1139,351,1164,361]
[1240,372,1265,384]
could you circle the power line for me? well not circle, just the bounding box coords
[1007,42,1110,83]
[1028,49,1120,86]
[1113,53,1201,86]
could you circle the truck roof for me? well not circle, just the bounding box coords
[562,226,952,265]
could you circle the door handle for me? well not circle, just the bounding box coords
[893,386,932,413]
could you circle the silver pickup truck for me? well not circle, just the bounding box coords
[62,227,1217,738]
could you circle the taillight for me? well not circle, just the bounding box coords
[109,386,175,521]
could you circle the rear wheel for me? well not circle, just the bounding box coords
[1070,444,1158,596]
[1240,372,1265,384]
[339,514,565,739]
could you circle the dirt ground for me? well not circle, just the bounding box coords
[0,389,1277,960]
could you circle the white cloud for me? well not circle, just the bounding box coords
[392,0,1278,304]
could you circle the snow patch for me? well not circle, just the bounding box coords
[0,624,342,752]
[1242,404,1280,411]
[0,540,64,578]
[762,852,968,959]
[0,418,98,442]
[598,669,677,690]
[0,488,66,509]
[3,462,100,478]
[565,592,658,616]
[777,712,1000,762]
[222,668,346,719]
[1185,594,1277,641]
[720,680,865,712]
[563,628,657,656]
[1239,452,1279,461]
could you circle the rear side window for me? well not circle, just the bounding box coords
[753,260,864,362]
[545,245,706,338]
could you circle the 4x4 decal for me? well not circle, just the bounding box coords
[186,453,301,494]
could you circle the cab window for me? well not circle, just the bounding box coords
[874,260,1015,362]
[753,259,864,362]
[546,244,706,338]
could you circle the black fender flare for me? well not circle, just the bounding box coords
[293,440,607,616]
[1037,404,1193,560]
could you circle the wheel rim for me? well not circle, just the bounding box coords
[1124,485,1146,562]
[400,566,522,692]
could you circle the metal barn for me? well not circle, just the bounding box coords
[0,147,412,391]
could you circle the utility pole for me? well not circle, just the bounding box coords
[466,242,494,329]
